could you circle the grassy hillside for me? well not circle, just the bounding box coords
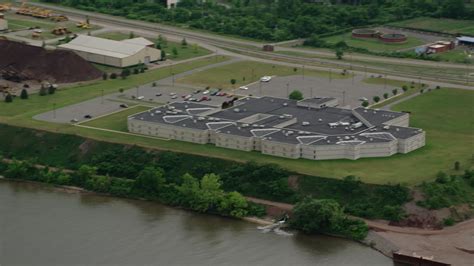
[388,17,474,35]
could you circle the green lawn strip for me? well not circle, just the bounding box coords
[177,60,348,89]
[95,31,130,40]
[80,105,152,132]
[388,17,474,35]
[430,49,472,64]
[322,32,425,52]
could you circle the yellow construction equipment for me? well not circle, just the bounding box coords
[76,21,91,29]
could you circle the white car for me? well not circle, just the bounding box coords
[239,86,249,90]
[203,90,210,95]
[171,95,178,99]
[137,96,145,100]
[169,92,176,96]
[260,76,272,82]
[359,97,368,102]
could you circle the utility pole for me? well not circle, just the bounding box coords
[286,83,289,97]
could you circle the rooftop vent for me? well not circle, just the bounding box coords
[383,125,390,130]
[283,103,288,106]
[302,121,310,126]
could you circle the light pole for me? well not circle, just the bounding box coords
[286,83,289,97]
[302,65,305,79]
[53,103,56,119]
[101,89,104,104]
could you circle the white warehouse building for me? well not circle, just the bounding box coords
[59,35,161,68]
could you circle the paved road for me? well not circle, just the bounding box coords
[25,1,473,85]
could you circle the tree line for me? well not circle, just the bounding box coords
[40,0,473,41]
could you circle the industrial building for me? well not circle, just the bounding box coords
[457,36,474,47]
[58,35,161,68]
[128,96,425,160]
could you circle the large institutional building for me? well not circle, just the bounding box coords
[59,35,161,68]
[128,96,425,160]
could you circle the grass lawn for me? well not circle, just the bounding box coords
[177,60,349,89]
[389,17,474,35]
[323,32,425,52]
[95,31,211,61]
[430,49,472,64]
[80,105,151,132]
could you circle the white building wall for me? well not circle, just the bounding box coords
[215,133,254,151]
[261,140,300,159]
[128,119,209,144]
[398,131,426,153]
[385,113,410,127]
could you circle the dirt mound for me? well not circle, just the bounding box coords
[0,40,102,83]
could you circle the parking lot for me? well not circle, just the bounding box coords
[239,74,396,107]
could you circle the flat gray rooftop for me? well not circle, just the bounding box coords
[130,96,421,144]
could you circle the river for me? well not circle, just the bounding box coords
[0,180,391,265]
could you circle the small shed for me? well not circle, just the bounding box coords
[457,36,474,47]
[262,44,274,52]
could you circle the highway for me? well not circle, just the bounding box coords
[23,2,474,88]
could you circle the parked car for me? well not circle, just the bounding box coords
[119,104,129,108]
[70,118,78,123]
[156,93,162,96]
[170,92,177,96]
[239,86,249,90]
[171,95,178,99]
[137,96,145,100]
[260,76,272,82]
[359,97,368,102]
[203,90,209,95]
[194,89,201,94]
[200,96,209,101]
[84,115,92,119]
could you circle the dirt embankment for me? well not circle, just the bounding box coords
[0,40,102,83]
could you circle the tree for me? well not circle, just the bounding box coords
[133,167,166,197]
[192,43,198,54]
[383,93,389,99]
[73,165,97,186]
[289,90,303,100]
[392,88,398,96]
[119,88,124,94]
[336,49,344,60]
[161,50,166,60]
[454,161,460,171]
[230,78,236,88]
[48,86,56,95]
[157,34,167,47]
[373,96,380,103]
[4,93,13,103]
[20,89,28,99]
[181,37,188,47]
[102,73,108,80]
[110,73,117,79]
[218,191,248,218]
[172,47,178,58]
[39,86,48,96]
[121,69,131,79]
[402,85,408,92]
[290,198,344,234]
[129,31,135,39]
[361,101,369,107]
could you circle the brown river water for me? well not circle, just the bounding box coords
[0,180,391,265]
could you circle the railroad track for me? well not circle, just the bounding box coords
[24,2,474,86]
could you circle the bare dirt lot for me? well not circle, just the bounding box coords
[0,40,102,83]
